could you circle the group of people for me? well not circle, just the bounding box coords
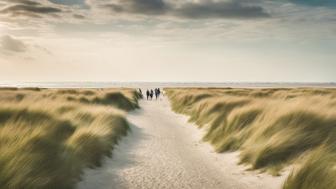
[142,88,161,100]
[138,88,162,100]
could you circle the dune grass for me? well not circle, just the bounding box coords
[166,88,336,188]
[0,88,140,189]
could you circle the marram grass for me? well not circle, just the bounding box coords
[0,88,140,189]
[166,88,336,188]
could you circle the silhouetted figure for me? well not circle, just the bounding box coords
[157,88,161,98]
[150,89,154,100]
[155,88,158,100]
[146,90,150,100]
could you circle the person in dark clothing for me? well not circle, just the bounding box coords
[150,89,154,100]
[146,90,150,100]
[157,88,161,98]
[155,88,158,100]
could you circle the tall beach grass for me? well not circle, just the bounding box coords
[0,88,140,189]
[166,88,336,188]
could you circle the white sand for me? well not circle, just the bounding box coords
[77,97,288,189]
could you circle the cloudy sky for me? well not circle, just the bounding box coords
[0,0,335,83]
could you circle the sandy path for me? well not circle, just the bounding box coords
[77,97,287,189]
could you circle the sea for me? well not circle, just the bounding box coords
[0,82,335,89]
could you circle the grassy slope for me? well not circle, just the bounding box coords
[166,88,336,189]
[0,88,140,189]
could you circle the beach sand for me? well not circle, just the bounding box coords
[77,96,288,189]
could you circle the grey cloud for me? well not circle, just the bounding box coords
[0,0,62,18]
[1,0,41,6]
[73,13,85,19]
[124,0,168,14]
[0,35,27,52]
[96,0,270,19]
[48,0,86,6]
[175,1,270,19]
[1,4,61,14]
[103,0,169,15]
[0,0,270,21]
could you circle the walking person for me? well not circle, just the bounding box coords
[157,88,161,99]
[155,88,158,100]
[150,89,154,100]
[146,90,150,100]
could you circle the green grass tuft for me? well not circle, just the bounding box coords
[0,88,140,189]
[166,87,336,188]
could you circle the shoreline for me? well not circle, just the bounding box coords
[0,82,336,89]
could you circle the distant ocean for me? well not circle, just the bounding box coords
[0,82,335,88]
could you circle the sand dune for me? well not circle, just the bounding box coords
[166,88,336,189]
[0,88,140,189]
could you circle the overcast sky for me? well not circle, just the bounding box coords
[0,0,335,82]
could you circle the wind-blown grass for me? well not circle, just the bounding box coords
[0,88,140,189]
[166,88,336,188]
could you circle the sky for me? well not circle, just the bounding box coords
[0,0,335,83]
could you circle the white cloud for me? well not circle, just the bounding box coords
[0,35,27,52]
